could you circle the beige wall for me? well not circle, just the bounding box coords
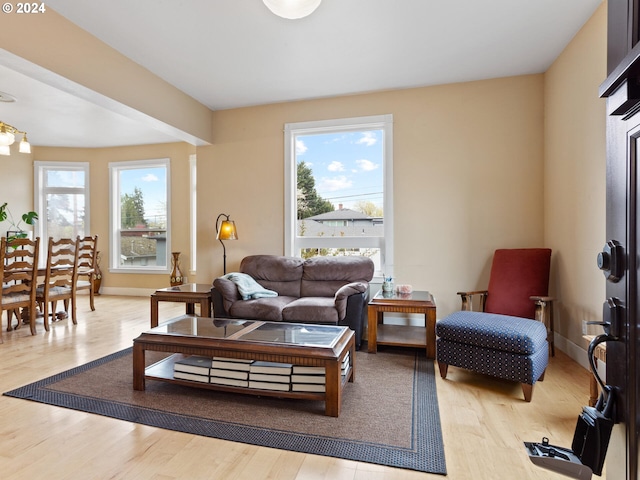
[0,144,35,232]
[544,3,607,351]
[33,142,195,291]
[196,74,546,317]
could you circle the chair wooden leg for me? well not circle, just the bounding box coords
[29,305,36,336]
[71,297,77,325]
[538,369,546,382]
[6,309,13,332]
[89,285,95,311]
[438,361,449,379]
[522,383,534,402]
[43,301,50,332]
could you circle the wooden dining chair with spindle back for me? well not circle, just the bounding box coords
[36,237,80,331]
[75,235,98,311]
[0,236,40,340]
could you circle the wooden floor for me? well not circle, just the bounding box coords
[0,295,596,479]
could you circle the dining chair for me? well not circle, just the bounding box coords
[75,235,98,311]
[0,236,40,340]
[36,237,80,331]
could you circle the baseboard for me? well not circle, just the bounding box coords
[554,332,606,382]
[99,287,157,297]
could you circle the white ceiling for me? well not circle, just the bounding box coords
[0,0,603,148]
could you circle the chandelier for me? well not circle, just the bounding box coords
[0,121,31,156]
[263,0,322,19]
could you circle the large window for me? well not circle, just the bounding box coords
[109,158,170,273]
[284,115,393,277]
[34,161,90,258]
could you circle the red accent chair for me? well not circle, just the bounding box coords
[457,248,554,355]
[436,248,553,402]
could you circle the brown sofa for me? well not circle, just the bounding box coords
[212,255,375,349]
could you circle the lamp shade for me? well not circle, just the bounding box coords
[0,128,15,146]
[216,220,238,240]
[263,0,321,19]
[19,136,31,154]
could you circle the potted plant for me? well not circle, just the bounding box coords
[0,202,38,240]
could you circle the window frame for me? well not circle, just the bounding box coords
[108,158,171,274]
[34,161,90,260]
[284,114,394,279]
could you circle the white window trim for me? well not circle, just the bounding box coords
[284,114,394,278]
[108,158,171,274]
[189,153,197,273]
[34,161,90,260]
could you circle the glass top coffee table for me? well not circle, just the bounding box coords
[133,315,355,417]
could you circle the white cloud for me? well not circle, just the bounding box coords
[356,159,379,171]
[142,173,159,182]
[356,131,377,146]
[296,139,308,155]
[328,161,345,172]
[319,176,353,192]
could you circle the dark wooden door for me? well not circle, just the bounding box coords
[600,3,640,478]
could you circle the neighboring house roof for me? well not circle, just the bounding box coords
[297,219,384,237]
[307,208,370,221]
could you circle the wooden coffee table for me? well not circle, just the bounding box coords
[367,290,436,358]
[150,283,212,327]
[133,315,355,417]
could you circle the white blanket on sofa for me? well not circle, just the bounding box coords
[222,272,278,300]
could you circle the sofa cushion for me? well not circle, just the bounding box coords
[282,297,339,324]
[229,296,297,322]
[240,255,304,297]
[300,256,375,297]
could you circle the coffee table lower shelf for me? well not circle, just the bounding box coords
[145,353,353,404]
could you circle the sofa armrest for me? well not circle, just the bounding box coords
[212,277,241,316]
[334,282,368,320]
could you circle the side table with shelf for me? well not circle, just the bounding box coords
[367,290,436,358]
[150,283,212,327]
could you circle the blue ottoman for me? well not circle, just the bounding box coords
[435,311,549,401]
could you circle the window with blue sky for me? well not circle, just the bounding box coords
[285,114,393,277]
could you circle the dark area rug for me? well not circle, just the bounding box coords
[4,347,446,474]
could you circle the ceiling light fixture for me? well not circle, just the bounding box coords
[0,121,31,155]
[263,0,321,19]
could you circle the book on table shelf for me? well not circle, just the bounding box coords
[173,371,210,383]
[212,356,253,363]
[248,380,291,392]
[209,376,249,388]
[249,372,291,383]
[209,368,249,380]
[291,365,325,374]
[174,355,213,376]
[211,359,253,371]
[291,374,325,384]
[249,361,293,375]
[291,383,325,393]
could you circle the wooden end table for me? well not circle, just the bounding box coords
[367,290,436,358]
[150,283,212,327]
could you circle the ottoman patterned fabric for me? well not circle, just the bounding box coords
[435,311,549,386]
[435,311,548,355]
